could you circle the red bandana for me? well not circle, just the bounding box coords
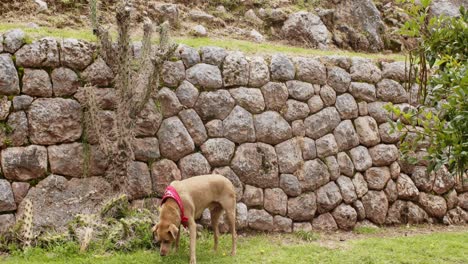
[161,186,189,228]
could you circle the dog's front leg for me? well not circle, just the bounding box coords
[189,219,197,264]
[174,226,181,253]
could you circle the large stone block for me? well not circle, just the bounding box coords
[126,161,152,200]
[275,138,303,174]
[286,80,315,101]
[254,111,292,145]
[178,153,211,179]
[332,204,357,230]
[162,60,185,88]
[248,56,270,87]
[132,137,160,162]
[349,82,376,102]
[264,188,288,216]
[298,159,330,191]
[176,81,199,108]
[223,52,249,87]
[81,58,114,87]
[312,213,338,231]
[349,146,373,172]
[337,152,354,177]
[6,111,29,146]
[48,143,107,177]
[261,82,289,111]
[60,38,94,70]
[150,159,181,196]
[307,95,324,114]
[288,192,317,221]
[22,68,53,97]
[179,109,207,146]
[293,57,326,84]
[418,192,447,218]
[369,144,399,166]
[335,93,358,119]
[376,79,408,103]
[157,87,184,118]
[223,106,256,143]
[304,107,341,139]
[280,174,301,197]
[316,134,338,158]
[157,116,195,161]
[200,46,227,66]
[334,120,360,151]
[397,173,419,201]
[201,138,235,167]
[282,99,310,121]
[3,29,25,53]
[229,87,265,114]
[350,59,382,83]
[1,145,48,181]
[51,67,80,96]
[327,66,351,93]
[270,54,295,81]
[186,63,223,89]
[337,176,357,204]
[0,180,16,212]
[319,85,336,106]
[353,172,368,198]
[248,209,274,231]
[362,190,388,224]
[317,182,343,213]
[365,167,391,190]
[0,54,20,95]
[15,38,59,67]
[354,116,380,147]
[194,90,235,121]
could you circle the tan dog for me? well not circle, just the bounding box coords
[152,174,237,264]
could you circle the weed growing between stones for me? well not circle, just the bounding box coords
[293,230,319,242]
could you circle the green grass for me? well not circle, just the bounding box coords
[0,23,405,61]
[2,231,467,264]
[354,226,381,235]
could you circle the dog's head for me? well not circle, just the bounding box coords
[152,221,179,256]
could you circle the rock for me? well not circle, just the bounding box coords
[445,189,458,210]
[282,99,310,121]
[384,180,398,203]
[156,88,184,118]
[349,146,373,172]
[28,98,82,145]
[312,213,338,231]
[236,203,249,229]
[273,215,293,232]
[132,137,160,162]
[379,123,401,144]
[286,80,314,101]
[178,153,211,179]
[354,116,380,147]
[157,116,195,161]
[304,107,341,139]
[3,29,25,53]
[293,57,327,85]
[298,159,330,191]
[248,209,274,231]
[433,166,455,195]
[12,182,29,205]
[327,66,351,93]
[443,207,468,225]
[189,10,215,22]
[335,93,358,119]
[334,120,360,151]
[201,138,235,167]
[261,82,289,111]
[245,9,263,25]
[418,192,447,218]
[249,29,264,42]
[200,46,227,67]
[15,38,59,67]
[179,109,207,146]
[81,58,113,87]
[390,162,401,180]
[301,137,317,160]
[205,119,223,138]
[223,106,256,143]
[325,156,340,181]
[12,95,33,111]
[51,67,80,96]
[316,134,338,158]
[337,176,357,204]
[287,192,317,221]
[162,60,186,88]
[74,87,116,110]
[126,162,152,200]
[264,188,288,216]
[0,180,16,212]
[48,143,107,177]
[349,82,377,102]
[136,100,163,136]
[0,54,20,95]
[150,3,179,26]
[254,111,292,145]
[369,144,399,166]
[0,214,15,233]
[308,95,324,114]
[282,11,331,49]
[212,167,243,202]
[430,0,468,17]
[270,54,295,81]
[293,222,313,232]
[353,200,366,220]
[319,85,336,106]
[368,102,393,123]
[223,52,249,87]
[362,190,388,224]
[242,185,263,206]
[397,173,419,201]
[60,38,94,70]
[338,152,354,177]
[1,145,47,181]
[365,167,391,190]
[194,90,235,121]
[230,87,265,114]
[22,68,52,97]
[248,56,270,87]
[231,143,279,188]
[358,101,368,116]
[176,81,199,108]
[350,59,382,83]
[177,45,200,68]
[280,174,301,197]
[353,172,369,198]
[317,182,343,213]
[332,204,357,230]
[150,159,181,197]
[192,25,207,37]
[381,61,408,82]
[459,193,468,210]
[385,200,407,224]
[275,138,303,174]
[16,175,112,232]
[0,96,10,121]
[186,63,223,90]
[292,120,305,137]
[376,79,408,103]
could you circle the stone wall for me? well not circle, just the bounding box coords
[0,29,467,234]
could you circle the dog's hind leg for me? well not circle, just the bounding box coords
[220,199,237,256]
[210,205,224,252]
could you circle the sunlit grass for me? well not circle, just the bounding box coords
[0,23,405,61]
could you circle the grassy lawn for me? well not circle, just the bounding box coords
[2,230,467,264]
[0,23,405,61]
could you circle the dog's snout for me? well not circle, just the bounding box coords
[160,250,167,256]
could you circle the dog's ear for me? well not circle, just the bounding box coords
[152,223,159,233]
[168,224,179,240]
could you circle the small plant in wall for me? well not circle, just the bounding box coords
[83,0,177,192]
[387,0,467,182]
